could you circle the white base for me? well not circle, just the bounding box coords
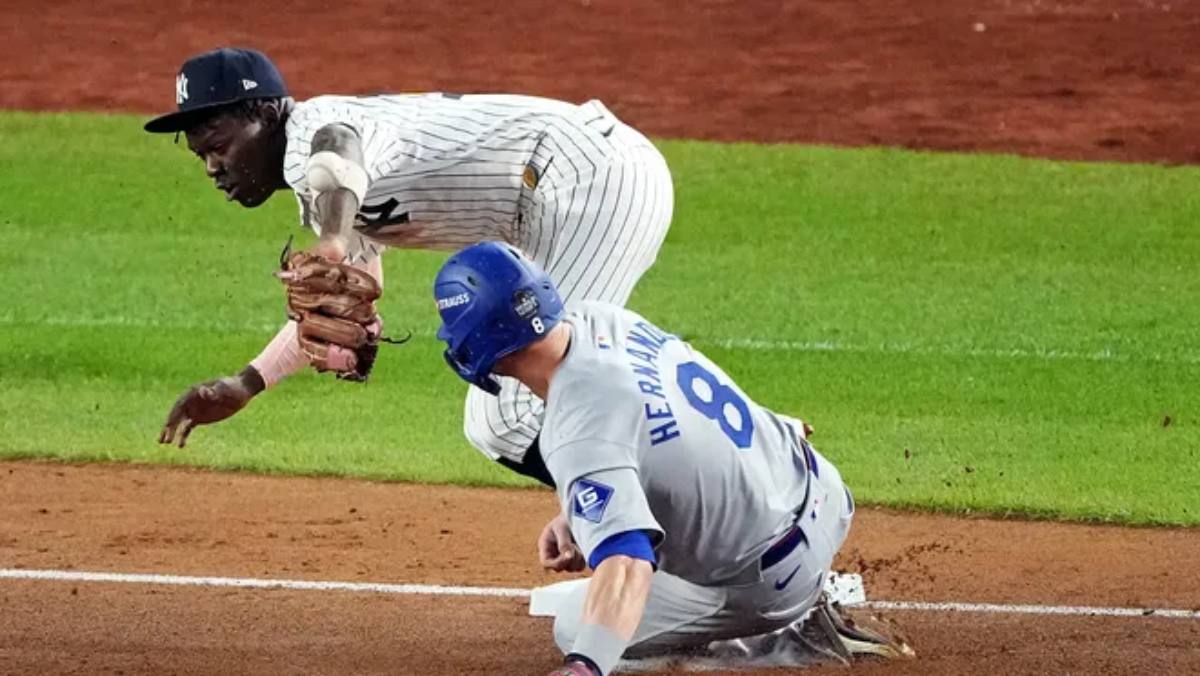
[825,571,867,605]
[529,578,587,617]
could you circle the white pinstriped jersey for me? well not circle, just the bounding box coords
[285,93,629,265]
[282,92,676,463]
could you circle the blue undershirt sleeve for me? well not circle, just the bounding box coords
[587,529,658,570]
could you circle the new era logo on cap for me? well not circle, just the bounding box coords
[242,79,258,91]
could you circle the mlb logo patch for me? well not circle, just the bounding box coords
[571,479,614,524]
[596,335,612,350]
[522,162,542,189]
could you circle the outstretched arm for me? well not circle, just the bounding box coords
[158,252,383,448]
[158,125,377,447]
[306,123,367,261]
[544,448,663,676]
[554,542,654,676]
[579,551,654,639]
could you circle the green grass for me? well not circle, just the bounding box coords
[1,111,1197,524]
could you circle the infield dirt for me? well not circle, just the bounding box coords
[2,0,1197,674]
[3,0,1198,163]
[2,462,1200,674]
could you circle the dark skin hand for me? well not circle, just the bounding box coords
[159,366,266,448]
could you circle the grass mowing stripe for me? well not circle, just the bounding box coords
[701,337,1200,365]
[8,312,1198,365]
[1,112,1197,524]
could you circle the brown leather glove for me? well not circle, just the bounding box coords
[276,249,384,382]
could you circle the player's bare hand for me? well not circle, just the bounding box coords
[538,513,585,573]
[158,367,265,448]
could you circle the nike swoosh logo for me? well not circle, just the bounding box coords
[774,563,804,591]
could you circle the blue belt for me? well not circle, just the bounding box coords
[761,523,807,570]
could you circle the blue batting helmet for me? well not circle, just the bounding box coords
[433,242,564,395]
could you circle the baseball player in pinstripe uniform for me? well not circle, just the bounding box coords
[432,243,911,675]
[147,48,673,480]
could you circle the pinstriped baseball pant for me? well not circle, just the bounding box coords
[462,104,674,463]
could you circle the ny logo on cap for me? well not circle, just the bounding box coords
[175,73,189,105]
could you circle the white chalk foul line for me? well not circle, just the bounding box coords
[863,600,1200,620]
[0,568,528,598]
[2,568,1198,620]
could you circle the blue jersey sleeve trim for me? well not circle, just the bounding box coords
[587,530,657,570]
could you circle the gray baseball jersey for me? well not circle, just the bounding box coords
[283,94,674,463]
[541,301,812,586]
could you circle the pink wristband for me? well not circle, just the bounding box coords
[249,321,310,388]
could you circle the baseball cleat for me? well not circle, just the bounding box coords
[800,594,916,661]
[617,597,914,672]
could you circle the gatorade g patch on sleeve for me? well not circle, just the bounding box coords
[571,479,614,523]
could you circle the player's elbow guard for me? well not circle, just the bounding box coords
[307,151,368,206]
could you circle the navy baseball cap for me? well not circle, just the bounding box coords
[144,47,289,133]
